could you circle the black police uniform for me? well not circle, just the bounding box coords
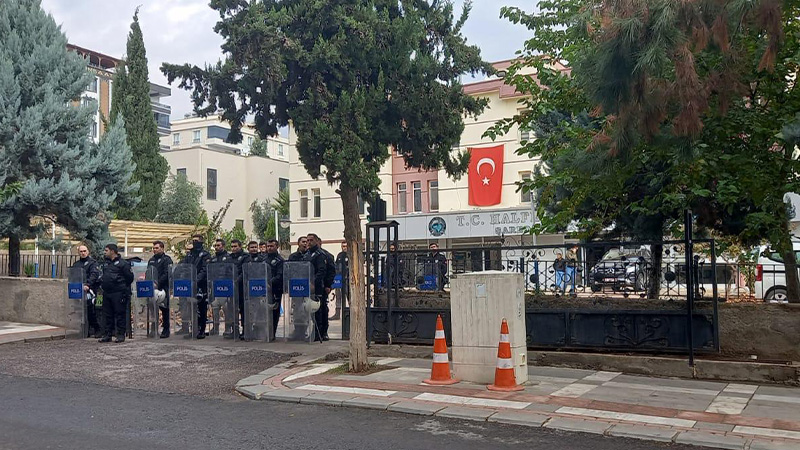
[209,250,230,335]
[304,244,329,341]
[335,250,349,309]
[147,252,173,337]
[288,249,306,261]
[229,249,247,336]
[430,251,448,291]
[71,256,101,337]
[265,252,284,336]
[184,243,211,338]
[100,255,134,342]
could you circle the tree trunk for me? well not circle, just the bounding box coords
[8,234,20,277]
[778,220,800,303]
[341,184,368,372]
[647,243,662,300]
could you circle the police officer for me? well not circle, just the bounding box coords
[99,244,134,343]
[227,239,247,338]
[147,240,173,338]
[258,241,268,259]
[209,238,230,336]
[265,239,284,337]
[71,244,101,337]
[184,234,211,339]
[245,240,265,263]
[304,233,331,342]
[289,236,308,261]
[335,241,349,311]
[429,243,448,291]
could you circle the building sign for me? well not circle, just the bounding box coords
[390,208,536,240]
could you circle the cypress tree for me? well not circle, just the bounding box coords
[0,0,139,274]
[110,9,167,221]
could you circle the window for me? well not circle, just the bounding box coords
[87,77,98,93]
[312,188,321,218]
[81,97,95,111]
[90,121,97,138]
[520,172,532,203]
[279,178,289,193]
[358,194,365,215]
[172,133,181,146]
[176,168,187,178]
[247,136,254,147]
[193,130,202,143]
[206,168,217,200]
[520,126,533,142]
[278,143,285,156]
[397,183,407,213]
[299,190,309,218]
[235,219,244,230]
[429,180,439,211]
[413,181,422,212]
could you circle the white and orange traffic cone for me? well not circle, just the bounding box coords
[487,318,524,392]
[423,314,459,385]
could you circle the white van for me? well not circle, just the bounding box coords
[753,242,800,303]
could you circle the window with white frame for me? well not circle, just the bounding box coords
[87,77,98,93]
[429,180,439,211]
[397,182,407,213]
[176,168,187,178]
[172,133,181,146]
[90,121,97,138]
[278,143,285,156]
[207,168,217,200]
[312,188,321,218]
[520,171,532,203]
[519,126,533,142]
[412,181,422,212]
[193,130,201,143]
[247,136,254,147]
[299,190,309,218]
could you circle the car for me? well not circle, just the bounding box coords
[588,247,651,293]
[753,242,800,303]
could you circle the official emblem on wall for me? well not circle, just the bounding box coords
[428,217,446,237]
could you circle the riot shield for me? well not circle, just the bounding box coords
[418,257,440,291]
[171,263,197,339]
[243,262,271,342]
[135,265,160,338]
[283,261,317,342]
[208,262,238,340]
[66,267,87,338]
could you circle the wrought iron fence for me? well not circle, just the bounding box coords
[0,253,79,278]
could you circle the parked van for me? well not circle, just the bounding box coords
[753,242,800,303]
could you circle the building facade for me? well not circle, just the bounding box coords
[160,116,290,234]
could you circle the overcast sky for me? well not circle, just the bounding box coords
[41,0,535,120]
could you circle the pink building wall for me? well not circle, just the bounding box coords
[391,153,439,215]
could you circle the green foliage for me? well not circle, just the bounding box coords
[249,135,269,158]
[154,174,204,225]
[250,190,290,249]
[0,0,139,265]
[110,9,168,221]
[23,263,34,277]
[168,199,230,261]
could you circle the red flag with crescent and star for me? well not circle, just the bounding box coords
[468,145,504,206]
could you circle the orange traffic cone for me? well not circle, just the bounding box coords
[423,315,459,385]
[487,318,524,392]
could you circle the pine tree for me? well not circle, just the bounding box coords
[110,9,167,221]
[0,0,139,275]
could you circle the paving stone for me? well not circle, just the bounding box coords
[607,424,678,442]
[435,407,495,422]
[543,417,612,435]
[749,439,800,450]
[693,422,735,432]
[387,401,446,416]
[259,389,312,403]
[258,367,286,377]
[523,403,560,413]
[342,397,400,411]
[235,385,275,400]
[236,375,269,387]
[487,410,551,427]
[674,430,747,450]
[299,392,356,406]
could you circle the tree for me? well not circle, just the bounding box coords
[0,0,139,275]
[154,174,204,225]
[251,190,290,249]
[249,135,269,158]
[163,0,490,371]
[109,8,168,221]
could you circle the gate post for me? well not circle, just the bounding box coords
[684,209,695,367]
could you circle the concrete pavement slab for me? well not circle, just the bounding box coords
[236,375,269,387]
[543,417,613,435]
[298,392,357,406]
[607,424,678,442]
[387,401,446,416]
[749,439,800,450]
[435,407,495,422]
[341,396,400,411]
[487,410,550,427]
[259,389,312,403]
[674,431,747,450]
[235,384,275,400]
[733,425,800,441]
[693,422,736,432]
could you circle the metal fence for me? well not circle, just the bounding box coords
[0,253,79,278]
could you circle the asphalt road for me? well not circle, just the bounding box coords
[0,374,709,450]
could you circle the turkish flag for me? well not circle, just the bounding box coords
[468,145,504,206]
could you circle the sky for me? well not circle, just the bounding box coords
[41,0,536,121]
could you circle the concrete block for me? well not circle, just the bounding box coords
[235,385,275,400]
[674,431,747,450]
[342,397,400,411]
[387,401,446,416]
[607,424,678,442]
[435,407,494,422]
[749,440,800,450]
[259,389,311,403]
[693,422,735,432]
[543,417,612,435]
[488,410,550,427]
[299,392,356,406]
[236,375,269,387]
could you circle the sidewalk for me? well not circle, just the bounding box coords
[0,321,64,345]
[238,357,800,450]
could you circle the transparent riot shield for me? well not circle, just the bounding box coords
[243,262,271,342]
[208,262,238,340]
[171,263,197,339]
[283,261,317,342]
[66,267,87,338]
[418,257,440,291]
[135,265,159,338]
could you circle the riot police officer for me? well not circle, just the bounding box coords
[265,239,284,336]
[71,244,102,337]
[228,239,247,338]
[148,240,173,338]
[209,238,230,336]
[335,242,349,314]
[99,244,134,343]
[304,233,331,342]
[184,234,211,339]
[289,236,308,261]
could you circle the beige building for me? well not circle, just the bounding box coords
[289,60,566,250]
[161,116,290,234]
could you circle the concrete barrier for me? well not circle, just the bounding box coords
[0,276,68,327]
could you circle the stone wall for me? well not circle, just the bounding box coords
[0,276,68,327]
